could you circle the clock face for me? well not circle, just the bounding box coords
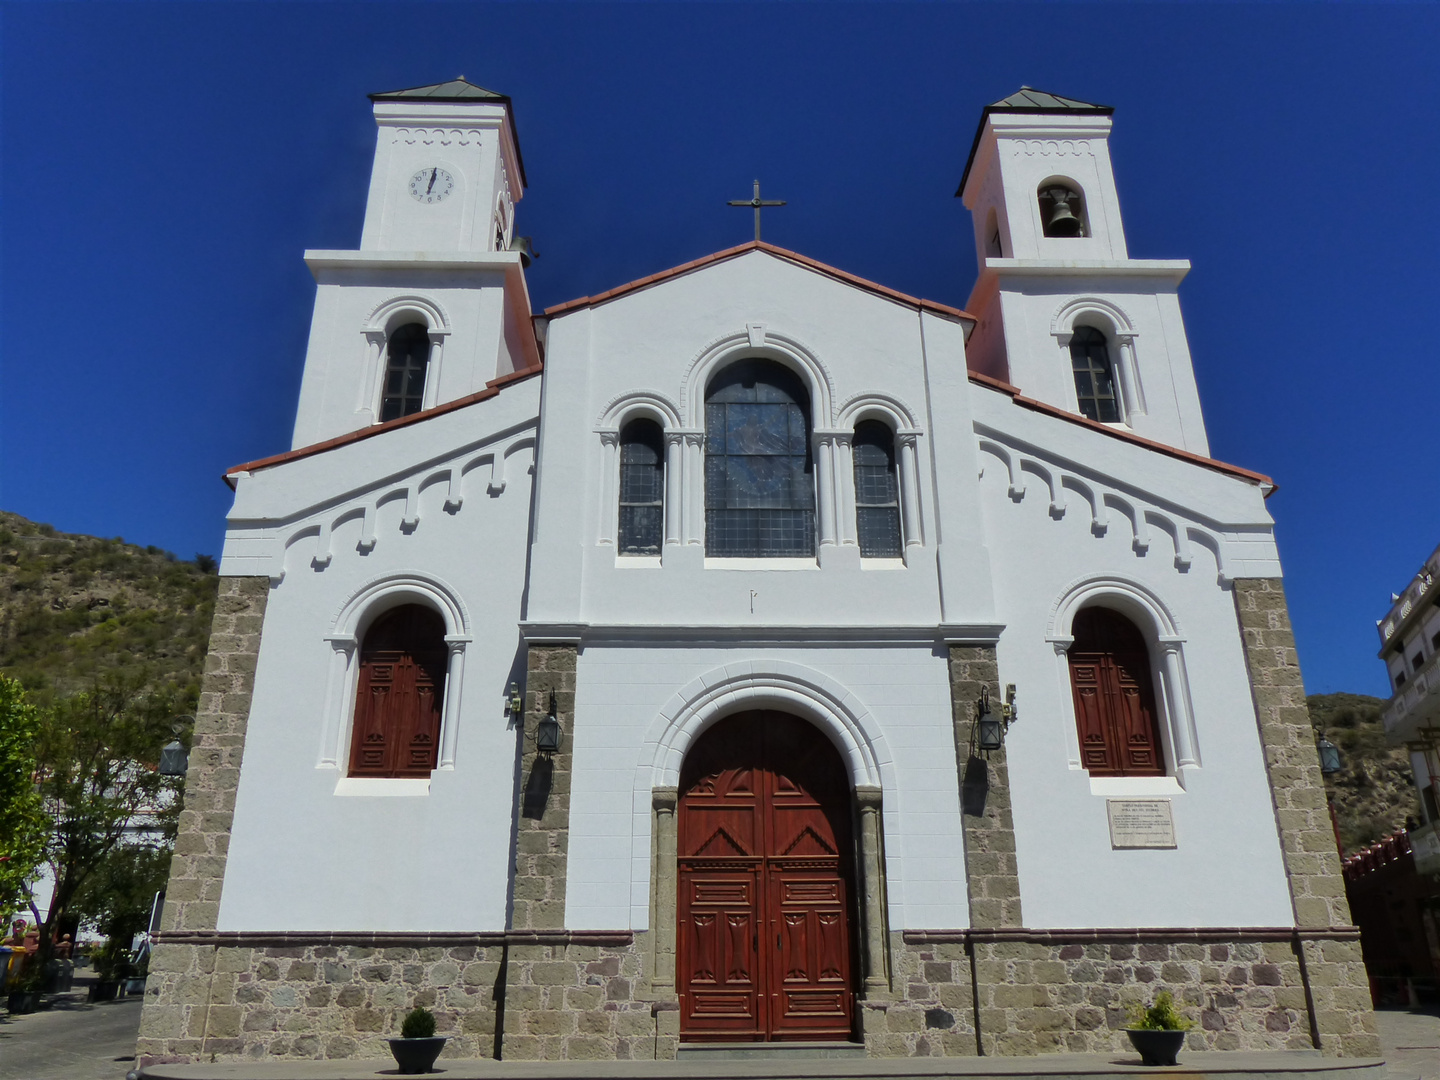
[409,168,455,204]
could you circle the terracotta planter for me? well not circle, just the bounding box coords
[387,1036,447,1074]
[1126,1028,1186,1066]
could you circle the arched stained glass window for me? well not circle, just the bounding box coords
[619,418,664,555]
[349,604,447,778]
[1070,326,1120,423]
[704,359,815,558]
[853,420,901,557]
[380,323,431,422]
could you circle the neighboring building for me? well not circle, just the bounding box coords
[1346,543,1440,996]
[136,83,1378,1065]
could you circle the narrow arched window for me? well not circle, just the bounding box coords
[619,418,664,555]
[1038,183,1087,238]
[853,420,901,557]
[704,359,815,557]
[380,323,431,422]
[1070,326,1120,423]
[349,604,447,778]
[1067,607,1165,777]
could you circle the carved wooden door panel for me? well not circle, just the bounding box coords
[678,712,855,1042]
[348,605,446,778]
[1068,606,1165,778]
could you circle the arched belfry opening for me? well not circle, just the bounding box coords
[1038,182,1088,238]
[676,712,858,1042]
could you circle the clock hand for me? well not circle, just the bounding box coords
[427,169,437,195]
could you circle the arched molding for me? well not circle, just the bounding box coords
[362,294,452,335]
[680,329,836,427]
[1045,573,1200,772]
[1046,572,1183,646]
[320,572,472,773]
[1049,296,1136,344]
[635,661,893,796]
[330,571,471,643]
[596,390,683,432]
[837,392,919,433]
[977,439,1025,499]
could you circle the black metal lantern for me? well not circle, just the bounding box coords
[1316,733,1342,776]
[158,740,188,777]
[535,691,562,754]
[977,708,1005,752]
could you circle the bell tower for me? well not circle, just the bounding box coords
[958,89,1209,456]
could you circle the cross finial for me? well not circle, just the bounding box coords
[727,179,787,242]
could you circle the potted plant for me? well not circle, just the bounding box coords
[1125,990,1195,1066]
[6,966,43,1014]
[387,1005,447,1074]
[88,939,126,1002]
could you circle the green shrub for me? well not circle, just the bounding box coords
[1127,991,1193,1031]
[400,1006,437,1039]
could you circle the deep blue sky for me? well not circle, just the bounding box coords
[2,2,1436,696]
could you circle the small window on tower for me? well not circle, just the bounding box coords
[1038,183,1087,238]
[618,418,665,555]
[1069,326,1121,423]
[380,323,430,422]
[985,209,1003,258]
[1414,652,1426,672]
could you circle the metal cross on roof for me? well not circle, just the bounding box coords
[728,180,787,242]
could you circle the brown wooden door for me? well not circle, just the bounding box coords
[677,712,856,1041]
[1068,606,1165,777]
[348,605,447,778]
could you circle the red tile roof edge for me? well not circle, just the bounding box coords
[543,240,975,323]
[967,373,1276,493]
[223,364,544,488]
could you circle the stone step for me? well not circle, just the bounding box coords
[138,1049,1399,1080]
[677,1041,868,1060]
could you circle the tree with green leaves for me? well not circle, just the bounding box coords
[29,676,186,964]
[0,676,49,921]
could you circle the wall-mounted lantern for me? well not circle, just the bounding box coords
[158,717,192,777]
[975,684,1018,753]
[535,691,562,754]
[505,681,523,720]
[1316,731,1342,776]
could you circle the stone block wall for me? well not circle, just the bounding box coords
[513,644,576,931]
[161,576,270,934]
[946,645,1022,929]
[858,933,979,1057]
[890,930,1363,1057]
[1233,577,1381,1058]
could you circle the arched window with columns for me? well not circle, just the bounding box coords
[619,418,665,555]
[852,420,902,557]
[1069,325,1122,424]
[379,323,432,422]
[348,604,448,778]
[704,359,816,557]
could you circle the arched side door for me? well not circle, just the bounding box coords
[677,712,857,1041]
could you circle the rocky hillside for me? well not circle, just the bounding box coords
[0,511,218,706]
[1310,691,1420,856]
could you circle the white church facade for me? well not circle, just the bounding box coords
[138,83,1378,1065]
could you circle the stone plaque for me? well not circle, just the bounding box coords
[1106,798,1176,849]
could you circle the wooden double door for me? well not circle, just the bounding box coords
[677,712,857,1042]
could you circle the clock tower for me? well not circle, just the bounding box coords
[285,80,540,450]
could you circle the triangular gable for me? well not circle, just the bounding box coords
[543,241,974,327]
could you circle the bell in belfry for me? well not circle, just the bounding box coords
[1042,186,1084,238]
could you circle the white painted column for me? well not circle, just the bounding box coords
[318,636,358,768]
[664,433,683,547]
[357,331,386,421]
[439,640,467,769]
[897,432,923,547]
[835,434,857,547]
[1115,335,1146,417]
[422,329,449,410]
[596,431,619,545]
[1159,641,1200,769]
[682,432,705,546]
[814,433,837,547]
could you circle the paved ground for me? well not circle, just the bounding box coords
[1375,1007,1440,1080]
[0,992,143,1080]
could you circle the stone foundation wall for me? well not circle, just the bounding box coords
[137,931,660,1066]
